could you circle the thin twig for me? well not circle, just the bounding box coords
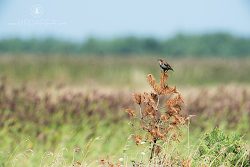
[139,105,142,119]
[150,138,157,161]
[156,95,160,108]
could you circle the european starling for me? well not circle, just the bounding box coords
[158,59,174,72]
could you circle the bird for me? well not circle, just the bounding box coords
[158,59,174,72]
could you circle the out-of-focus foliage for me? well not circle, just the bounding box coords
[0,56,250,166]
[1,56,250,86]
[0,80,250,166]
[0,33,250,57]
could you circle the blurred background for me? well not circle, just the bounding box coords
[0,0,250,88]
[0,0,250,87]
[0,0,250,166]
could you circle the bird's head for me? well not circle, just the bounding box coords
[158,59,163,64]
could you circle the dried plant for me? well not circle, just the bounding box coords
[126,70,187,161]
[0,78,131,128]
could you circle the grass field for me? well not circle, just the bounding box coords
[1,55,250,87]
[0,55,250,166]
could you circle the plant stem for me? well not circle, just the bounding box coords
[139,106,142,119]
[156,95,160,108]
[149,138,157,161]
[188,118,190,155]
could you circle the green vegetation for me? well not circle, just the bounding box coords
[0,56,250,88]
[1,33,250,57]
[0,56,249,166]
[195,128,249,166]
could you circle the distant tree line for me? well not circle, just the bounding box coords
[0,33,250,57]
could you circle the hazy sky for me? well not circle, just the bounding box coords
[0,0,250,40]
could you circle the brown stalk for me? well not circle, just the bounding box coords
[126,69,187,162]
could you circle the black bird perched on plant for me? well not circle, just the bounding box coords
[158,59,174,72]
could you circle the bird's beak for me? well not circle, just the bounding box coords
[170,67,174,71]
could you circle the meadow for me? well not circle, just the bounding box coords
[0,55,250,166]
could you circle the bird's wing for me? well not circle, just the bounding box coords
[161,63,169,68]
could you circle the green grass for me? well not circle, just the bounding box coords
[0,119,131,166]
[0,55,250,166]
[0,55,250,88]
[195,128,249,166]
[1,118,249,166]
